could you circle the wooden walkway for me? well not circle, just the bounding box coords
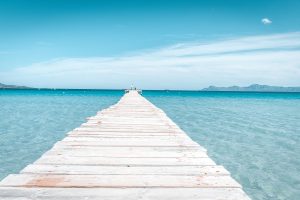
[0,90,251,199]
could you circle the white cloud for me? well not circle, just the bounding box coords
[1,32,300,89]
[262,18,272,25]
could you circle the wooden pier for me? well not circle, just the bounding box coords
[0,90,251,199]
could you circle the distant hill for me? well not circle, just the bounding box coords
[0,83,32,89]
[202,84,300,92]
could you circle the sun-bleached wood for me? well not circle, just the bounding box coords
[0,90,251,199]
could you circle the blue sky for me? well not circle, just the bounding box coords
[1,0,300,89]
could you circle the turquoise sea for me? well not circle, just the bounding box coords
[0,89,300,200]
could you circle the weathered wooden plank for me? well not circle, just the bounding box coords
[56,139,198,147]
[77,127,180,132]
[0,187,251,200]
[87,117,174,122]
[21,165,229,176]
[34,155,216,166]
[51,146,207,152]
[62,136,194,142]
[44,148,208,157]
[81,125,179,129]
[67,133,191,139]
[0,174,241,188]
[70,130,185,136]
[73,127,183,133]
[54,144,198,148]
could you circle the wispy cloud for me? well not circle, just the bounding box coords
[261,18,272,25]
[1,32,300,89]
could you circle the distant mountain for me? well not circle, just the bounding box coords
[0,83,32,89]
[202,84,300,92]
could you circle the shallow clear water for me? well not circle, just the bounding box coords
[0,89,122,180]
[144,91,300,200]
[0,90,300,200]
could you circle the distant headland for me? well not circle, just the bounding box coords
[0,83,32,89]
[202,84,300,92]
